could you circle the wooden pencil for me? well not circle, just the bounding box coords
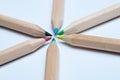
[0,37,51,65]
[57,34,120,53]
[57,3,120,35]
[45,38,59,80]
[52,0,64,35]
[0,14,52,37]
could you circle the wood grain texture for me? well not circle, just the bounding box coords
[52,0,64,29]
[0,15,46,37]
[0,38,46,65]
[45,41,59,80]
[63,34,120,53]
[64,3,120,35]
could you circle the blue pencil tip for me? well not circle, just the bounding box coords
[53,28,59,35]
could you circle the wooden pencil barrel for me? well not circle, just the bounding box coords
[64,3,120,34]
[0,39,45,65]
[52,0,64,28]
[63,34,120,53]
[45,41,59,80]
[0,15,45,37]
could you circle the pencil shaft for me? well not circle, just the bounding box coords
[45,41,59,80]
[63,34,120,53]
[52,0,64,29]
[64,3,120,34]
[0,15,46,37]
[0,39,45,65]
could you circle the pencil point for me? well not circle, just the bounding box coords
[57,30,64,35]
[57,35,64,40]
[52,38,56,42]
[45,32,52,36]
[44,37,51,41]
[53,28,59,35]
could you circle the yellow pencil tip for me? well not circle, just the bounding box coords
[57,35,64,40]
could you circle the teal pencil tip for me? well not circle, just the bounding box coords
[53,28,59,35]
[52,38,55,42]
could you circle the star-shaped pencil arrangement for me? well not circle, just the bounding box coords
[0,0,120,80]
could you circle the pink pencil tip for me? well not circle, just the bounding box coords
[44,37,51,41]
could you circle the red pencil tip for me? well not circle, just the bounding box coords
[44,37,51,41]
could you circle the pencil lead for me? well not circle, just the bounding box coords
[45,32,52,36]
[57,30,64,35]
[44,37,51,41]
[52,38,56,42]
[57,35,64,40]
[53,28,59,35]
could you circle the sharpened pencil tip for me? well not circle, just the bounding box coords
[53,28,59,35]
[52,38,56,42]
[57,35,64,40]
[45,32,52,36]
[57,30,64,35]
[44,37,51,41]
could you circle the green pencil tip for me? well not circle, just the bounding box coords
[57,30,64,35]
[52,38,55,42]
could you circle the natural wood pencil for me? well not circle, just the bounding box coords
[0,37,51,65]
[57,34,120,53]
[0,14,52,37]
[45,38,59,80]
[57,3,120,35]
[52,0,64,34]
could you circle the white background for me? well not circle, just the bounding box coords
[0,0,120,80]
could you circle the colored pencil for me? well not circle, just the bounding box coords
[45,38,59,80]
[52,0,64,35]
[57,34,120,53]
[57,3,120,35]
[0,14,52,37]
[0,37,51,65]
